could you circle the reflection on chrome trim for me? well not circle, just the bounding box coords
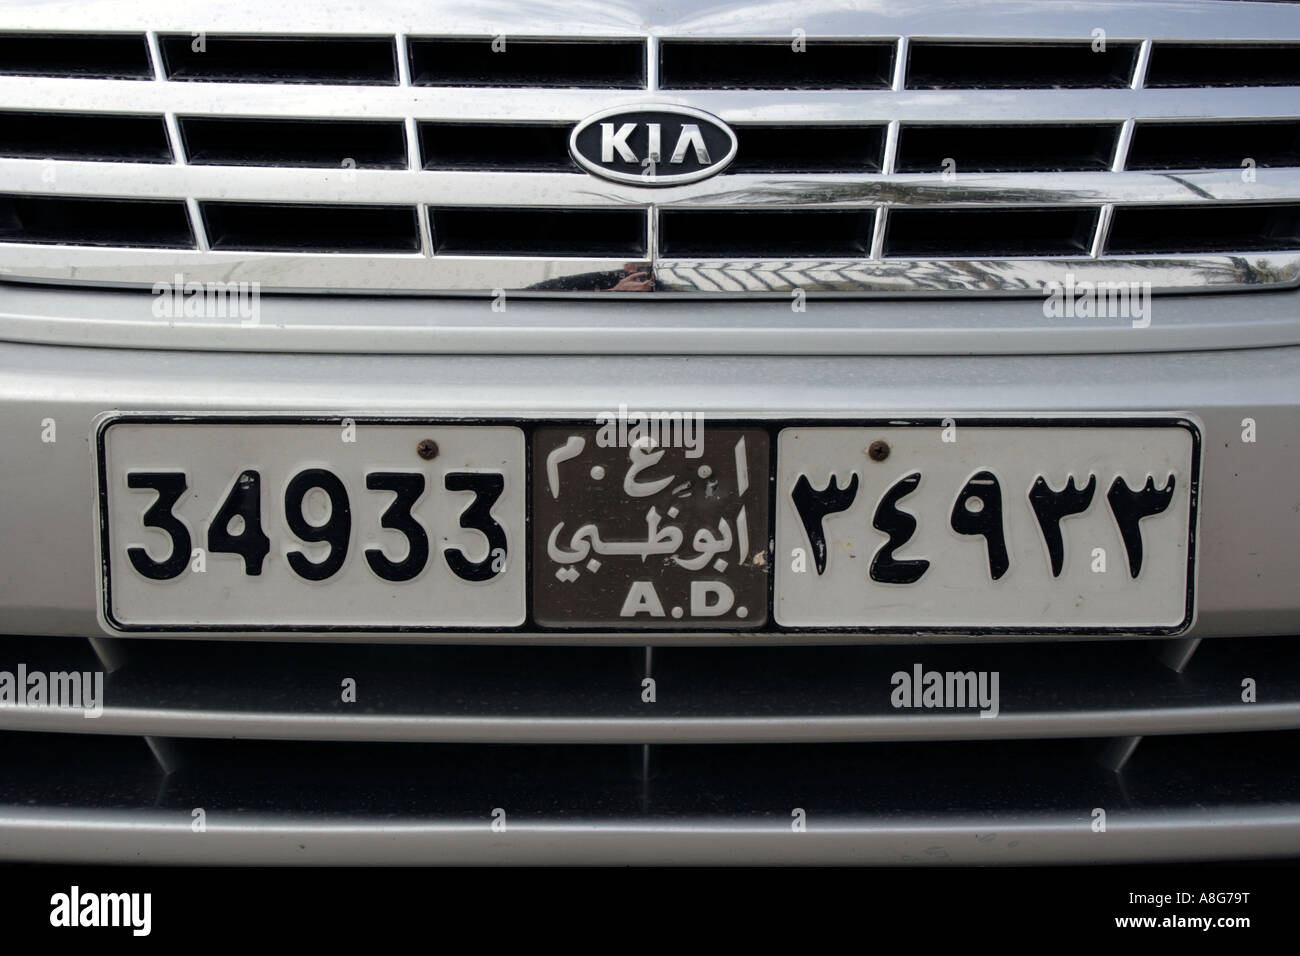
[2,247,1296,296]
[653,255,1300,295]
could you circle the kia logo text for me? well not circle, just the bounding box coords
[570,105,737,186]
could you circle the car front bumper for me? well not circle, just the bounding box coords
[2,331,1298,642]
[3,289,1300,864]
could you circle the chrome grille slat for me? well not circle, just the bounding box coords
[8,79,1300,122]
[4,247,1295,296]
[5,163,1300,208]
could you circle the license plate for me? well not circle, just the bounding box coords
[532,424,770,629]
[774,421,1197,632]
[96,415,1198,634]
[98,418,526,629]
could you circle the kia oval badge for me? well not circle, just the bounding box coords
[570,104,738,186]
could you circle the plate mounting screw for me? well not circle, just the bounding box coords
[867,440,890,462]
[417,439,439,460]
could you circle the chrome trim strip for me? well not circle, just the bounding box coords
[3,161,1298,208]
[395,31,412,87]
[185,198,209,252]
[880,118,900,176]
[143,30,165,82]
[3,0,1299,42]
[1,247,1295,295]
[891,36,908,92]
[7,79,1300,125]
[652,255,1300,295]
[3,804,1299,864]
[1112,118,1137,173]
[646,32,659,91]
[4,79,1300,124]
[1089,205,1114,259]
[7,282,1297,355]
[868,204,888,260]
[3,697,1299,743]
[1132,37,1154,91]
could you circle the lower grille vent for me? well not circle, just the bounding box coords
[1,633,1298,862]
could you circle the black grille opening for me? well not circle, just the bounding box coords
[1107,203,1300,255]
[659,40,893,90]
[419,122,575,171]
[0,32,152,79]
[202,202,420,253]
[884,207,1098,257]
[180,117,407,168]
[896,124,1121,173]
[730,125,886,173]
[659,209,875,258]
[907,41,1139,89]
[0,195,193,247]
[0,110,172,163]
[408,38,645,89]
[1146,43,1300,88]
[159,34,397,85]
[4,633,1298,740]
[429,207,647,257]
[7,728,1299,822]
[1127,121,1300,170]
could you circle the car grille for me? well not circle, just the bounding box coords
[1,631,1298,862]
[0,23,1299,296]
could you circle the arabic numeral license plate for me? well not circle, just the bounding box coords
[773,421,1198,632]
[96,415,1198,634]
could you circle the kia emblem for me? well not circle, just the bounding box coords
[570,104,738,186]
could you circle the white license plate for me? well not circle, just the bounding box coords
[774,421,1198,632]
[96,415,1198,634]
[97,418,526,630]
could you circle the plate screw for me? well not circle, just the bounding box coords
[417,439,439,460]
[867,440,890,462]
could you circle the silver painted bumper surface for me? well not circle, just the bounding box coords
[2,289,1299,863]
[2,312,1298,642]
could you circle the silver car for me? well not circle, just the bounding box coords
[1,0,1298,864]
